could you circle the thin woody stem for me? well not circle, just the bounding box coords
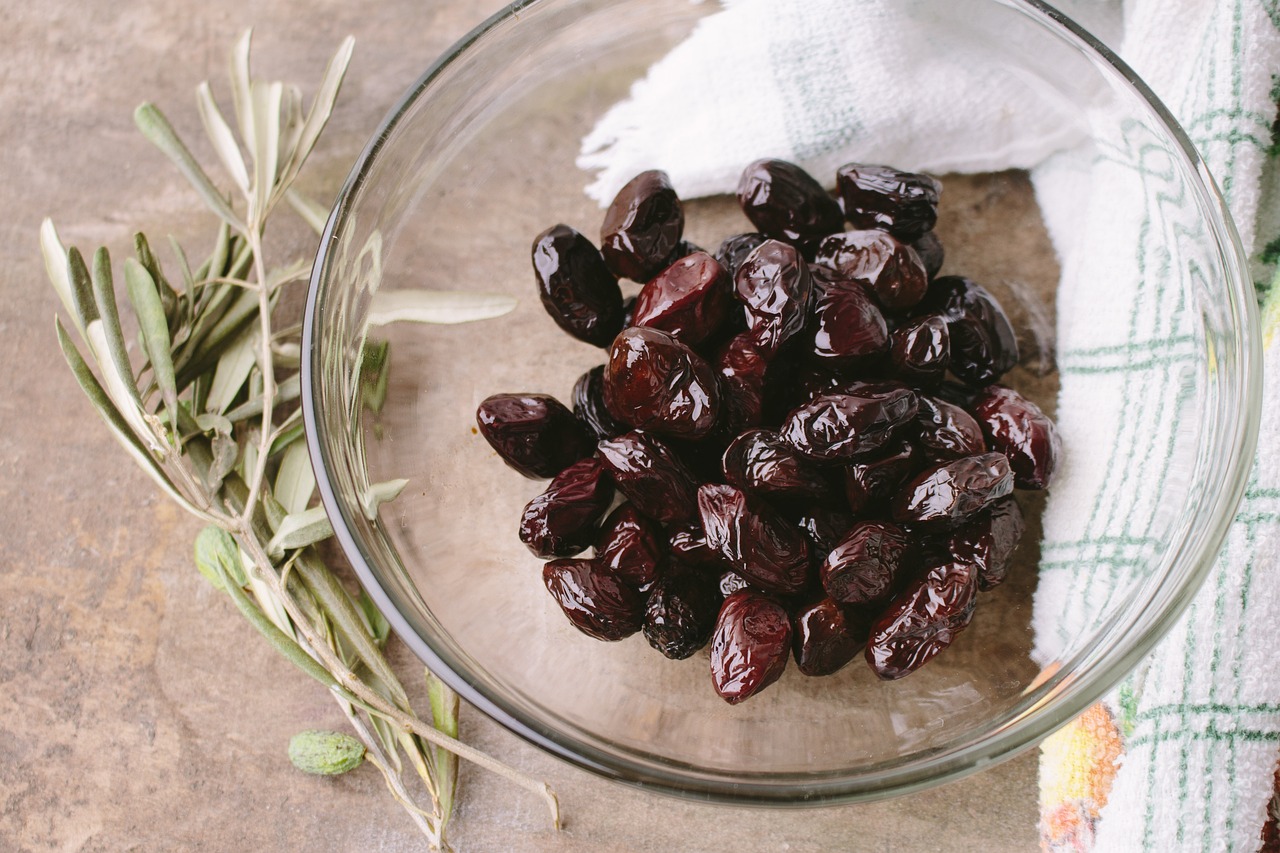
[234,530,561,828]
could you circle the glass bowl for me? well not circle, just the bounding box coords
[302,0,1260,804]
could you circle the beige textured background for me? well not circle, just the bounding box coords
[0,1,1041,850]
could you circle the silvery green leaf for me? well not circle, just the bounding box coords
[280,35,354,189]
[205,328,256,414]
[272,341,301,369]
[65,247,99,331]
[426,670,460,823]
[55,318,198,515]
[229,29,254,157]
[224,373,300,425]
[250,79,283,221]
[87,248,156,447]
[294,554,408,710]
[275,440,315,515]
[245,550,296,637]
[168,235,195,295]
[207,430,239,492]
[40,219,87,335]
[367,290,517,326]
[267,506,333,558]
[357,589,391,648]
[196,81,250,194]
[124,258,178,427]
[206,219,232,283]
[194,411,232,435]
[361,478,408,521]
[194,525,245,589]
[134,102,245,233]
[278,84,304,174]
[284,188,329,236]
[268,418,305,457]
[241,429,260,484]
[133,234,178,330]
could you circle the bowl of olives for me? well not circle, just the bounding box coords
[303,0,1258,804]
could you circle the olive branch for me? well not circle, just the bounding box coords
[41,29,558,851]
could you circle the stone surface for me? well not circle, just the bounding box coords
[0,0,1043,850]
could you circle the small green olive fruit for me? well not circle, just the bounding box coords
[287,730,365,776]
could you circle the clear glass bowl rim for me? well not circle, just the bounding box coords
[301,0,1262,805]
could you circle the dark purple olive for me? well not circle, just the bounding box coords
[865,560,977,679]
[918,276,1018,386]
[600,169,684,282]
[812,230,928,312]
[532,224,624,347]
[596,504,665,592]
[604,326,720,439]
[793,598,871,676]
[669,523,728,570]
[795,506,854,555]
[915,396,986,459]
[890,315,950,386]
[736,158,843,243]
[821,521,909,605]
[715,232,767,280]
[697,484,810,595]
[780,386,918,461]
[735,239,813,358]
[596,432,700,524]
[806,266,890,365]
[891,452,1013,524]
[912,231,945,279]
[719,571,753,597]
[836,164,941,242]
[475,393,593,479]
[518,457,614,558]
[644,565,721,659]
[970,385,1061,489]
[543,557,644,641]
[949,497,1025,590]
[722,429,830,500]
[710,590,792,703]
[572,366,627,442]
[844,439,922,516]
[713,332,769,434]
[632,251,732,346]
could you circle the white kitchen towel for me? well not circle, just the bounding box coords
[577,1,1280,851]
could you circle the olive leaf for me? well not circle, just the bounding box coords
[367,290,518,326]
[43,29,560,850]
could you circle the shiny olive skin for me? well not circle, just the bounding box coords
[890,315,950,386]
[821,520,909,606]
[697,483,810,595]
[949,497,1025,590]
[532,224,624,347]
[600,169,685,282]
[865,560,978,679]
[806,266,890,365]
[596,503,665,592]
[644,565,721,659]
[918,276,1019,386]
[793,598,872,676]
[571,365,627,442]
[518,457,614,558]
[722,429,830,500]
[836,163,942,241]
[845,439,922,516]
[780,386,918,461]
[476,393,593,479]
[915,396,986,459]
[604,326,721,440]
[970,385,1061,489]
[735,239,814,358]
[632,251,732,346]
[596,431,701,524]
[891,452,1014,524]
[543,557,645,641]
[736,158,844,243]
[813,229,928,312]
[710,590,792,704]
